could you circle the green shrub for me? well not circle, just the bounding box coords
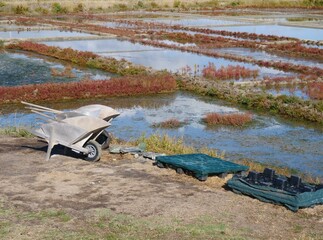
[0,2,5,8]
[137,1,144,8]
[113,3,128,11]
[14,5,29,14]
[303,0,323,6]
[202,0,219,7]
[230,1,241,7]
[150,1,159,8]
[73,3,84,13]
[173,0,181,8]
[35,7,49,14]
[0,40,4,49]
[52,2,68,14]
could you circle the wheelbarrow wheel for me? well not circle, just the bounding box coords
[84,140,102,162]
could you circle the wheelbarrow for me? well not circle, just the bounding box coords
[22,101,120,161]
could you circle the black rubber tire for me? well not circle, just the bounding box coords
[84,140,102,162]
[176,168,184,174]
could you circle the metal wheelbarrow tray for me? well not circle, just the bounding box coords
[22,101,120,161]
[155,153,249,181]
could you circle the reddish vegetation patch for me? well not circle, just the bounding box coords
[152,118,184,128]
[8,41,97,65]
[202,63,259,80]
[266,43,323,61]
[0,74,177,104]
[203,112,253,127]
[15,16,323,62]
[158,31,323,61]
[12,17,323,78]
[307,82,323,100]
[7,41,146,76]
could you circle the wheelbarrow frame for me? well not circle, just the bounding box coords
[22,101,119,161]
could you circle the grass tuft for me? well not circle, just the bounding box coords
[0,127,33,137]
[152,118,185,128]
[23,209,71,222]
[203,112,253,127]
[135,134,223,158]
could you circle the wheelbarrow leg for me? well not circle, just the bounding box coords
[45,128,57,161]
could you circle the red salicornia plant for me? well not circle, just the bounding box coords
[203,112,253,127]
[307,82,323,100]
[152,118,183,128]
[0,74,177,104]
[202,63,259,80]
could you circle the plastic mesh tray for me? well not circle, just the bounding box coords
[228,173,323,211]
[156,153,249,181]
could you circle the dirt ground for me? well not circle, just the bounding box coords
[0,136,322,239]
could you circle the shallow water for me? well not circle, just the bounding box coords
[1,92,322,177]
[45,39,159,53]
[258,85,310,100]
[266,88,309,100]
[0,52,114,86]
[216,48,323,66]
[210,25,323,41]
[44,39,293,78]
[0,30,96,39]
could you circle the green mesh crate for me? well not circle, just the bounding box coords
[228,175,323,211]
[155,153,249,181]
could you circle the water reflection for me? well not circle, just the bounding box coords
[216,48,323,66]
[1,91,322,177]
[0,93,178,115]
[210,25,323,41]
[45,39,159,53]
[45,39,292,78]
[0,30,96,39]
[259,84,311,100]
